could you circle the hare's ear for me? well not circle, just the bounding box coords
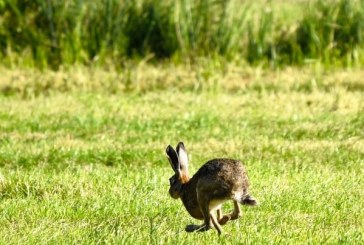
[176,142,188,171]
[176,142,189,183]
[166,145,180,174]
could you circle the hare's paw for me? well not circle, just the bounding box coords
[185,224,201,232]
[185,224,210,232]
[218,215,231,225]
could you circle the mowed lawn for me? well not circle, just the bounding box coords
[0,68,363,244]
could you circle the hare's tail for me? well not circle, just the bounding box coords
[240,195,259,206]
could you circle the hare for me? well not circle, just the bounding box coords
[166,142,258,235]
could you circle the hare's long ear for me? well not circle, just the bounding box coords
[166,145,180,175]
[176,142,189,183]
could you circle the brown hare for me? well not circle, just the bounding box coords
[166,142,258,235]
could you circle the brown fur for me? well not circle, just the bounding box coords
[179,173,190,184]
[166,143,258,235]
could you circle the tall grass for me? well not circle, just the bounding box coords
[294,0,364,66]
[0,0,364,68]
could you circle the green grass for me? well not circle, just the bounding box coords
[1,0,364,68]
[0,65,363,243]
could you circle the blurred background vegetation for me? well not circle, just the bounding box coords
[0,0,363,69]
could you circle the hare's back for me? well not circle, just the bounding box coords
[194,158,250,199]
[195,159,248,182]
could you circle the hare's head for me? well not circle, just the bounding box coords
[166,142,190,199]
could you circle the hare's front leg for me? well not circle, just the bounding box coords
[198,194,224,234]
[193,193,212,232]
[185,192,211,233]
[209,212,223,235]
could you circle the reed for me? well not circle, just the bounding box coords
[0,0,363,68]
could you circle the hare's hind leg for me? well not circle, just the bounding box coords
[217,208,230,225]
[230,200,242,219]
[218,201,242,224]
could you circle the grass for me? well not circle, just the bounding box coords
[1,0,364,68]
[0,64,363,244]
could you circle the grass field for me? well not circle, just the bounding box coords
[2,0,364,67]
[0,65,363,244]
